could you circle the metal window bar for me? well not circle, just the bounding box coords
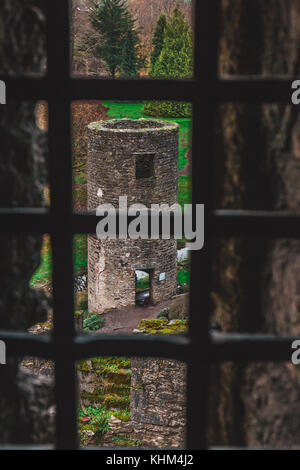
[0,0,299,450]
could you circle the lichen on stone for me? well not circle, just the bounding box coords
[136,318,187,335]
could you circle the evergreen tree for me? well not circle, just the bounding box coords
[150,14,167,75]
[90,0,135,78]
[144,7,193,118]
[120,29,139,78]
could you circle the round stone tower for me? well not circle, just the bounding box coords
[87,118,179,314]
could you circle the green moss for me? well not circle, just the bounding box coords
[111,410,131,422]
[81,392,105,403]
[137,318,187,335]
[106,370,132,385]
[104,383,131,396]
[77,357,131,375]
[104,394,130,410]
[111,434,142,447]
[91,356,131,371]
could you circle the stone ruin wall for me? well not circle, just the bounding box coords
[87,119,179,314]
[79,355,187,449]
[88,237,177,313]
[130,357,187,449]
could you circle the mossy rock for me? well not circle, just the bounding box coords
[104,394,130,410]
[77,357,131,374]
[157,308,170,319]
[104,383,131,397]
[106,369,132,385]
[111,434,142,447]
[137,318,188,335]
[91,356,131,371]
[169,293,189,320]
[81,392,105,404]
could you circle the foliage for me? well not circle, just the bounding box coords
[111,434,142,447]
[120,29,146,77]
[144,7,193,117]
[177,269,190,286]
[157,307,170,318]
[78,406,110,436]
[150,13,166,74]
[136,274,149,291]
[120,29,139,77]
[154,7,193,79]
[111,409,131,421]
[89,356,131,372]
[83,314,105,332]
[90,0,143,78]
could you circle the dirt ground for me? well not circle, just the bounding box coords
[99,300,171,334]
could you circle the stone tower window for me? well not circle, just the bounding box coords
[135,153,155,179]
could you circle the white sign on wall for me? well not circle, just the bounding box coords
[159,272,166,281]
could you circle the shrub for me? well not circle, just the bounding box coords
[79,406,110,436]
[157,308,170,319]
[83,314,105,332]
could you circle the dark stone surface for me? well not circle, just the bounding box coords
[0,0,54,445]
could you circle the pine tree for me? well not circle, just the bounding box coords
[120,29,139,78]
[90,0,135,78]
[144,7,193,118]
[150,14,167,75]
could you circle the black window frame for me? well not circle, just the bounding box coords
[1,0,300,450]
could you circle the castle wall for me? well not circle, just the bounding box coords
[131,357,187,448]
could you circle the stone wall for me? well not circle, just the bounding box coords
[131,357,187,449]
[0,0,55,444]
[87,119,179,313]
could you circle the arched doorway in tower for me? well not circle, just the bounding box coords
[135,268,154,307]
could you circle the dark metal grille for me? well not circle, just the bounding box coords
[0,0,299,450]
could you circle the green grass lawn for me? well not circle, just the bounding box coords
[31,101,192,290]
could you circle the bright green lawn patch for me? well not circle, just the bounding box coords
[103,100,144,119]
